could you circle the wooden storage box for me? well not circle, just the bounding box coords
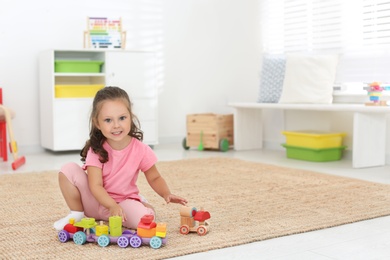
[184,113,234,151]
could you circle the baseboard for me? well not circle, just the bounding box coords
[17,138,183,155]
[17,140,390,165]
[158,136,184,144]
[263,140,284,151]
[17,145,46,155]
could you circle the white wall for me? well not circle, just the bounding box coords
[161,0,261,142]
[0,0,261,152]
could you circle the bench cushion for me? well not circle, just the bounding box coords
[258,54,286,103]
[279,53,339,104]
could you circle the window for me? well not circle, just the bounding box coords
[260,0,390,86]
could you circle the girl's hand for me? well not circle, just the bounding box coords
[165,194,188,205]
[109,204,127,222]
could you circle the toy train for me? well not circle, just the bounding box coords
[58,214,167,249]
[179,206,211,236]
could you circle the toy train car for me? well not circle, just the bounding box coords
[58,214,167,249]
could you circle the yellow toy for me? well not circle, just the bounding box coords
[365,82,386,106]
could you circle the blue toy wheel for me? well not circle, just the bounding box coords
[98,234,110,247]
[149,236,162,249]
[117,236,129,248]
[73,231,87,245]
[58,230,70,243]
[129,235,142,248]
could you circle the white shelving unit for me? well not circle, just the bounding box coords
[39,49,158,151]
[229,102,390,168]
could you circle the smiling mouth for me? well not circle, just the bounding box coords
[112,131,122,135]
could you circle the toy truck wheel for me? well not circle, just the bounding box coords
[98,234,110,247]
[117,236,129,248]
[219,139,229,152]
[150,236,162,249]
[182,137,190,150]
[129,235,142,248]
[197,226,207,236]
[180,225,190,235]
[58,230,70,243]
[73,231,87,245]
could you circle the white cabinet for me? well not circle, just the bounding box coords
[105,51,158,145]
[39,50,158,151]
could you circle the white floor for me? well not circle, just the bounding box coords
[2,143,390,260]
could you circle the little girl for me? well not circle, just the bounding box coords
[54,86,187,230]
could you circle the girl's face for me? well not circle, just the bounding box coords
[96,99,132,150]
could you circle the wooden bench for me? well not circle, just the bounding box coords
[228,102,390,168]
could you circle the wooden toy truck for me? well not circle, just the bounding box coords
[179,206,211,236]
[182,113,234,152]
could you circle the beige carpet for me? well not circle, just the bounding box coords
[2,157,390,259]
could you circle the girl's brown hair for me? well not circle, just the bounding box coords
[80,86,143,163]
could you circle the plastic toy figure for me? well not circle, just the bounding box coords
[366,82,386,106]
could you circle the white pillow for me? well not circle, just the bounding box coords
[279,53,339,104]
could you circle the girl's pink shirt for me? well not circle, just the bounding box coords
[83,138,157,203]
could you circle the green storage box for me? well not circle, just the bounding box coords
[282,144,346,162]
[55,60,104,73]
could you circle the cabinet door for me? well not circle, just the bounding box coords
[132,99,158,144]
[53,99,91,151]
[140,121,158,145]
[105,51,157,99]
[105,51,158,145]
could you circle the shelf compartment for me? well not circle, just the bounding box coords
[55,60,104,73]
[55,84,104,98]
[55,75,105,85]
